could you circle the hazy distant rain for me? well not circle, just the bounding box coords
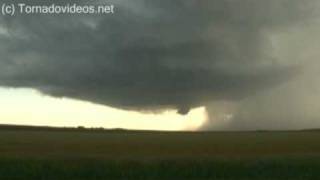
[2,3,115,15]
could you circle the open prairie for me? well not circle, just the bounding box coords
[0,126,320,179]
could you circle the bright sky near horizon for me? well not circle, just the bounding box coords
[0,88,207,131]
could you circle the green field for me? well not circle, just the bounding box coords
[0,126,320,179]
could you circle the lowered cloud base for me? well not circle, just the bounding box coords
[0,0,320,130]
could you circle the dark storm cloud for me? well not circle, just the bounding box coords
[0,0,319,116]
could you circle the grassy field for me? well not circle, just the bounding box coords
[0,126,320,179]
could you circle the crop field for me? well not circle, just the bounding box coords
[0,126,320,179]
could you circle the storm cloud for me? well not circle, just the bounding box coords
[1,0,320,129]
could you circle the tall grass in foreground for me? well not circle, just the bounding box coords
[1,129,320,179]
[0,157,320,180]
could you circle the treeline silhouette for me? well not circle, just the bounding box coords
[0,124,127,133]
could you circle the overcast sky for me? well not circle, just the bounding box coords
[0,0,320,130]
